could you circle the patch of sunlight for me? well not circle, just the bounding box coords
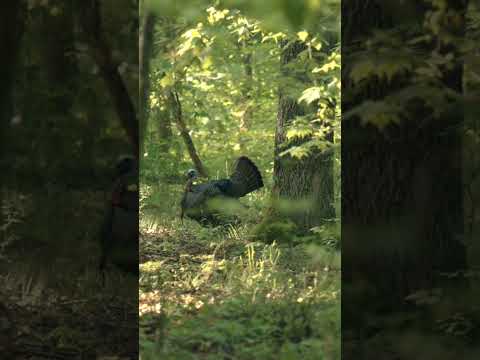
[140,261,164,274]
[139,290,162,316]
[140,218,169,236]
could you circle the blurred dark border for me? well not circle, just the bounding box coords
[342,0,480,358]
[1,1,139,359]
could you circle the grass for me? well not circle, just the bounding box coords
[1,179,341,359]
[139,182,341,360]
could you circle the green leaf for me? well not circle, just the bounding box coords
[297,31,309,42]
[160,73,175,88]
[349,60,376,83]
[299,87,321,104]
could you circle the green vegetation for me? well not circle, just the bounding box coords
[140,1,340,359]
[140,186,340,359]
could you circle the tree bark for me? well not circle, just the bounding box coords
[341,0,466,309]
[0,2,24,161]
[464,3,480,271]
[0,2,24,247]
[272,41,335,232]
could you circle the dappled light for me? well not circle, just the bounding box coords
[139,1,340,358]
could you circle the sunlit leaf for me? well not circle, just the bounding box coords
[299,87,321,104]
[297,31,309,42]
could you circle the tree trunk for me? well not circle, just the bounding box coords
[0,2,24,247]
[464,3,480,272]
[76,0,139,158]
[272,41,335,232]
[168,90,208,177]
[0,2,24,165]
[139,4,156,156]
[342,0,466,312]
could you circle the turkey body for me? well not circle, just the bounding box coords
[99,156,139,278]
[181,156,263,225]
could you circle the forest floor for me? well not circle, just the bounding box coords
[137,184,480,360]
[139,183,341,360]
[1,278,137,359]
[1,187,138,359]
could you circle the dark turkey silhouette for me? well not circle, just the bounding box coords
[99,155,139,280]
[115,155,136,178]
[181,156,263,225]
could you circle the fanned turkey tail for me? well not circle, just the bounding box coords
[228,156,264,197]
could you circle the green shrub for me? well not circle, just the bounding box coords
[253,219,298,244]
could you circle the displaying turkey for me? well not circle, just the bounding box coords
[181,156,263,225]
[99,155,139,280]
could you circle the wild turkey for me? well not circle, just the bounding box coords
[181,156,263,225]
[115,154,136,178]
[99,155,139,279]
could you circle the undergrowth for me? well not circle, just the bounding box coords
[139,182,341,360]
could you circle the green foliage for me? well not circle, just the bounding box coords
[150,298,339,360]
[141,3,341,359]
[144,4,340,180]
[148,0,340,33]
[310,221,340,250]
[140,180,340,359]
[280,33,340,162]
[344,1,473,130]
[253,219,298,245]
[145,6,285,181]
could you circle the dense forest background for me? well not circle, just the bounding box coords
[139,0,341,359]
[1,1,139,358]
